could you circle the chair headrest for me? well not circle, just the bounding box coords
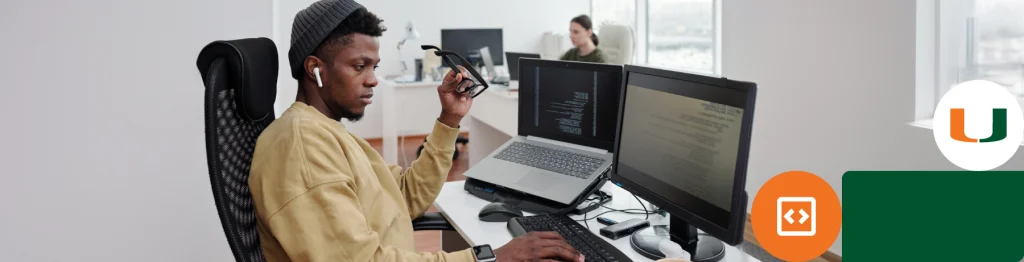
[197,37,279,121]
[598,25,634,45]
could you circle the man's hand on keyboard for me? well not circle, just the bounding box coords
[494,232,585,262]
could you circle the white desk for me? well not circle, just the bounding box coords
[433,180,762,262]
[465,87,519,167]
[379,80,446,164]
[379,80,510,165]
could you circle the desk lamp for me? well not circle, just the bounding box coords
[396,21,420,82]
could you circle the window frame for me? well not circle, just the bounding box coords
[917,0,979,121]
[917,0,1024,121]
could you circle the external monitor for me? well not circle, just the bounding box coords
[610,65,757,261]
[505,52,541,81]
[441,28,503,65]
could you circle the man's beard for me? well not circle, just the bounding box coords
[339,107,363,122]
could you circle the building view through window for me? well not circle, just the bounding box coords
[591,0,716,74]
[591,0,636,35]
[647,0,714,73]
[973,0,1024,99]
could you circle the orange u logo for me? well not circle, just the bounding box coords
[949,108,1007,143]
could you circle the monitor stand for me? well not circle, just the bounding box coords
[629,216,725,262]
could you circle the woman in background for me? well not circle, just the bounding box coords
[560,14,606,63]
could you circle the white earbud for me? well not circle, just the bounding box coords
[314,67,323,88]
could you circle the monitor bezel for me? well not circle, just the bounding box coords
[517,58,624,153]
[610,64,757,246]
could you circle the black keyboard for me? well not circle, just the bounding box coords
[507,215,633,262]
[494,142,606,179]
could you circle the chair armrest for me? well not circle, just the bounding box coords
[412,212,456,231]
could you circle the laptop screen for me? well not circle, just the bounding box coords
[518,59,623,152]
[506,52,540,81]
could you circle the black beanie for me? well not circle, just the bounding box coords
[288,0,365,80]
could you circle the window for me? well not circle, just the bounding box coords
[972,0,1024,98]
[591,0,636,33]
[591,0,719,74]
[647,0,715,73]
[925,0,1024,120]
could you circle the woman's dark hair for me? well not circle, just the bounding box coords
[571,14,599,46]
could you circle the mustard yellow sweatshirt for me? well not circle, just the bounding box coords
[248,102,476,262]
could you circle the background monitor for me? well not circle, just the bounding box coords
[441,28,503,66]
[505,52,541,81]
[611,65,757,262]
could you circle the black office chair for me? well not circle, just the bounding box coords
[197,37,455,262]
[417,136,469,160]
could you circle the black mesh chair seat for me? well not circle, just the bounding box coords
[197,37,454,262]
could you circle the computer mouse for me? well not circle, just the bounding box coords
[478,202,524,222]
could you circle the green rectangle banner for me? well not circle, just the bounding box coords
[843,171,1024,261]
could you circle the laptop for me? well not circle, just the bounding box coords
[478,47,508,85]
[463,58,624,205]
[504,52,541,90]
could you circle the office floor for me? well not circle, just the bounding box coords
[366,133,469,253]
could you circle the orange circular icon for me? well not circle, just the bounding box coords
[751,171,842,262]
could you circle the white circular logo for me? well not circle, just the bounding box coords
[933,80,1024,171]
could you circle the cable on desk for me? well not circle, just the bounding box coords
[599,205,656,215]
[631,192,649,220]
[573,192,656,228]
[574,208,654,224]
[580,201,601,229]
[576,193,611,229]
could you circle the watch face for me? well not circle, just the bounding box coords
[473,245,495,260]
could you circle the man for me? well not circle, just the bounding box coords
[248,1,585,261]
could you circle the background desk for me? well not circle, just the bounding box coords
[434,180,763,262]
[379,80,441,164]
[465,87,519,167]
[379,80,452,164]
[378,81,511,165]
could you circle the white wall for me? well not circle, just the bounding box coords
[273,0,588,138]
[0,0,271,261]
[722,0,1024,256]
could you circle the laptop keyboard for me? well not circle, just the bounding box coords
[494,142,606,178]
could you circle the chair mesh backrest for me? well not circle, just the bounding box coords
[203,58,272,262]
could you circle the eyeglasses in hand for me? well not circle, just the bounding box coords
[422,45,489,98]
